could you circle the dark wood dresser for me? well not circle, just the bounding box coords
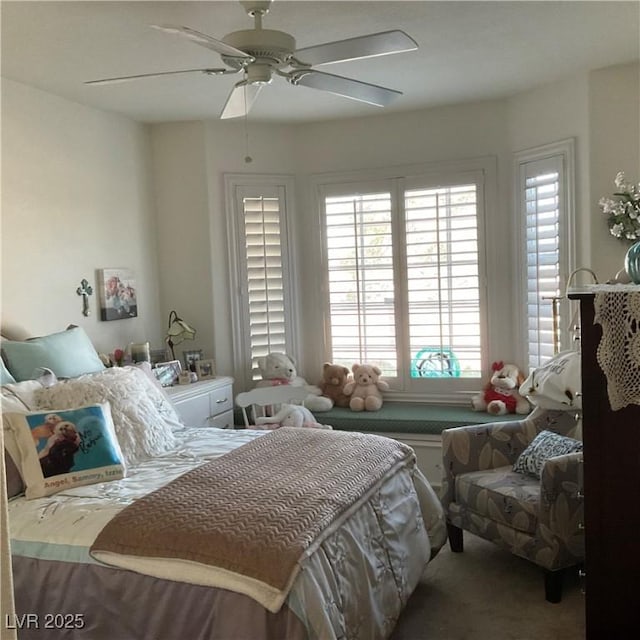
[568,289,640,639]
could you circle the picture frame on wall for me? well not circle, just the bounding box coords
[196,359,216,380]
[153,360,182,387]
[97,268,138,321]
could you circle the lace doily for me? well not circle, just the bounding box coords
[594,291,640,410]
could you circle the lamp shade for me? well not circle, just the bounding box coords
[165,311,196,360]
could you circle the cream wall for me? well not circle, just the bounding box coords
[507,71,591,271]
[148,100,514,384]
[293,101,512,375]
[1,79,162,355]
[589,62,640,281]
[505,61,640,284]
[1,63,637,381]
[150,120,298,367]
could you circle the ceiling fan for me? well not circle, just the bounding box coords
[85,0,418,119]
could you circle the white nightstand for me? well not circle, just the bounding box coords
[165,376,234,428]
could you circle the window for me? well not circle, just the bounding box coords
[515,140,575,372]
[317,162,491,396]
[404,183,482,380]
[225,175,297,388]
[324,190,397,375]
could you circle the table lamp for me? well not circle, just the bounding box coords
[165,310,196,361]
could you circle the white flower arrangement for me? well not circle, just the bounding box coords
[599,172,640,241]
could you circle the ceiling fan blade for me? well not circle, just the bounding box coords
[293,30,417,67]
[151,24,254,61]
[85,68,233,85]
[289,70,401,107]
[220,81,263,119]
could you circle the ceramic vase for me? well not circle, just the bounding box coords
[624,241,640,284]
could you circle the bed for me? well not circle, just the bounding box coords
[2,328,446,640]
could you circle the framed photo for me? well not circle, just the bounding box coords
[183,349,204,372]
[97,268,138,321]
[196,359,216,380]
[153,360,182,387]
[150,348,168,366]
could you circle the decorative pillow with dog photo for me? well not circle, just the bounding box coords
[4,403,125,499]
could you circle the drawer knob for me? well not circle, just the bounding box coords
[216,398,228,404]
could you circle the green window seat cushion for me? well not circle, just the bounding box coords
[310,402,516,435]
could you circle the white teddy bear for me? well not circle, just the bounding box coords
[254,404,332,430]
[255,352,333,412]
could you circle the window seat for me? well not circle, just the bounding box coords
[310,402,516,436]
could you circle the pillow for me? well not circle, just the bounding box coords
[1,358,16,385]
[2,379,43,412]
[519,350,582,411]
[35,367,182,465]
[3,403,125,499]
[4,449,24,498]
[513,429,583,479]
[1,326,105,381]
[2,379,45,492]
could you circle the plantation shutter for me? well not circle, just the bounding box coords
[324,190,398,377]
[404,184,482,378]
[523,158,562,370]
[241,194,287,376]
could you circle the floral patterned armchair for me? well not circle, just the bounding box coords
[440,407,584,602]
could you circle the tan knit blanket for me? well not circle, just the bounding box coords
[90,427,415,611]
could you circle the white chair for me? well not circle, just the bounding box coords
[235,386,311,427]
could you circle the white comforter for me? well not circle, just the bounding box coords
[9,427,446,639]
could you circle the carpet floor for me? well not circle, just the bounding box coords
[390,533,585,640]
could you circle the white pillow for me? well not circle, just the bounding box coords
[2,379,44,412]
[519,350,582,411]
[4,403,125,499]
[35,367,182,465]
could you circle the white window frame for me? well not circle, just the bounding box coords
[514,139,576,372]
[312,158,494,402]
[224,173,299,390]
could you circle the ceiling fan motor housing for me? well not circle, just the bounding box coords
[222,29,296,67]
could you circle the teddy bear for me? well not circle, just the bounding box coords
[255,352,333,412]
[471,361,531,416]
[318,362,352,408]
[343,363,389,412]
[254,404,332,430]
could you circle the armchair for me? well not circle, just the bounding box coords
[441,407,584,603]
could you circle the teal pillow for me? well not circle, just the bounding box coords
[1,357,16,384]
[1,327,104,382]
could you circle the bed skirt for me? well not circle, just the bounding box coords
[12,556,307,640]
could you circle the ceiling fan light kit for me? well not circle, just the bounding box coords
[86,0,418,120]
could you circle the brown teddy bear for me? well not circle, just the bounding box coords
[318,362,352,408]
[343,363,389,411]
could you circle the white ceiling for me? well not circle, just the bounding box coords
[2,0,639,124]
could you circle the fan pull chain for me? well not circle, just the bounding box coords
[243,81,253,164]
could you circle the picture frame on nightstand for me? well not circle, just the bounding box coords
[196,359,216,380]
[153,360,182,387]
[183,349,204,372]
